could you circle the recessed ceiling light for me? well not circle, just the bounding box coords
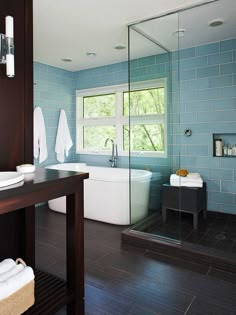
[208,18,224,27]
[114,45,126,50]
[174,29,186,37]
[86,52,96,57]
[61,58,72,62]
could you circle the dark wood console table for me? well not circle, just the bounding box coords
[0,167,89,315]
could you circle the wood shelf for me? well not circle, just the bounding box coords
[0,167,88,315]
[25,269,73,315]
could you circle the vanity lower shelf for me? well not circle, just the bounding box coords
[25,269,73,315]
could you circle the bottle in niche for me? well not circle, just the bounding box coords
[228,144,232,156]
[215,139,223,156]
[232,144,236,156]
[223,142,228,156]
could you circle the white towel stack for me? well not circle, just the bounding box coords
[34,107,48,163]
[55,109,73,163]
[170,173,203,187]
[0,259,34,301]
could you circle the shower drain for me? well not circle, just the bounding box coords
[215,234,226,240]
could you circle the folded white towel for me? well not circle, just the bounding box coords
[34,107,48,163]
[0,266,34,300]
[55,109,73,163]
[0,264,24,282]
[170,174,202,182]
[0,259,16,275]
[170,181,203,187]
[187,173,201,179]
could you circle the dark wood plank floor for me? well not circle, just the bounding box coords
[35,206,236,315]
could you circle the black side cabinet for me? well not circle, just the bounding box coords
[162,183,207,229]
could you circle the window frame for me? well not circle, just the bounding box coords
[76,79,167,157]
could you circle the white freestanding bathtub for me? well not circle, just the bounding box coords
[46,163,152,225]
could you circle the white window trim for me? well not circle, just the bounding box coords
[76,79,167,158]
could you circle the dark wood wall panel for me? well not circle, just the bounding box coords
[0,0,33,260]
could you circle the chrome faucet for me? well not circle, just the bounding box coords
[104,138,118,168]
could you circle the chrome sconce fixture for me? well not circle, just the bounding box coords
[0,16,14,78]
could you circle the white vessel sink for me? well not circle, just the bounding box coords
[0,172,24,188]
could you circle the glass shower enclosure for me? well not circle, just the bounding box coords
[127,0,236,263]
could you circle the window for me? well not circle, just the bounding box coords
[76,79,167,157]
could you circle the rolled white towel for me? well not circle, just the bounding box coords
[0,266,34,300]
[0,259,16,275]
[0,264,24,282]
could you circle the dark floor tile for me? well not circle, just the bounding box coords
[186,297,236,315]
[97,251,236,311]
[86,259,193,314]
[35,226,65,247]
[129,305,159,315]
[35,241,64,268]
[145,250,209,275]
[208,268,236,285]
[85,283,133,315]
[55,307,66,315]
[85,240,118,261]
[37,206,236,315]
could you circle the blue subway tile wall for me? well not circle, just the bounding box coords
[33,37,236,215]
[173,38,236,215]
[34,62,76,166]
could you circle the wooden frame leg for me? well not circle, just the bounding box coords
[66,182,84,315]
[193,213,198,230]
[24,206,35,268]
[162,207,167,223]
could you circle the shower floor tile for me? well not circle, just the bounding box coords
[132,210,236,262]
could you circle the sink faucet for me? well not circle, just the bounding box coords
[104,138,118,168]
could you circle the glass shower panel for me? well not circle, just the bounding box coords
[178,0,236,260]
[128,13,182,243]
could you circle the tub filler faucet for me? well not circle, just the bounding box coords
[104,138,118,168]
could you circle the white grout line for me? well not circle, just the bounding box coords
[206,266,212,276]
[184,296,196,315]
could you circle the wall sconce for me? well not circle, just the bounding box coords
[0,16,15,78]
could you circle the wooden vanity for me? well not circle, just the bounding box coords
[0,167,89,315]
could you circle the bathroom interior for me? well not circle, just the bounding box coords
[33,0,236,269]
[1,0,236,314]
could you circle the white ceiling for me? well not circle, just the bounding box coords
[33,0,235,72]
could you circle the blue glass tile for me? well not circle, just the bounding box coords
[34,62,48,72]
[156,53,170,64]
[146,64,166,75]
[197,65,219,78]
[221,181,236,193]
[197,88,219,100]
[186,145,208,156]
[196,42,219,56]
[179,69,196,80]
[177,47,196,60]
[208,52,232,65]
[130,67,147,78]
[185,78,209,91]
[220,62,236,75]
[92,66,107,76]
[208,192,234,204]
[220,38,236,52]
[107,63,123,73]
[138,55,156,67]
[219,86,236,98]
[209,169,233,180]
[209,75,232,88]
[196,157,220,168]
[185,56,207,69]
